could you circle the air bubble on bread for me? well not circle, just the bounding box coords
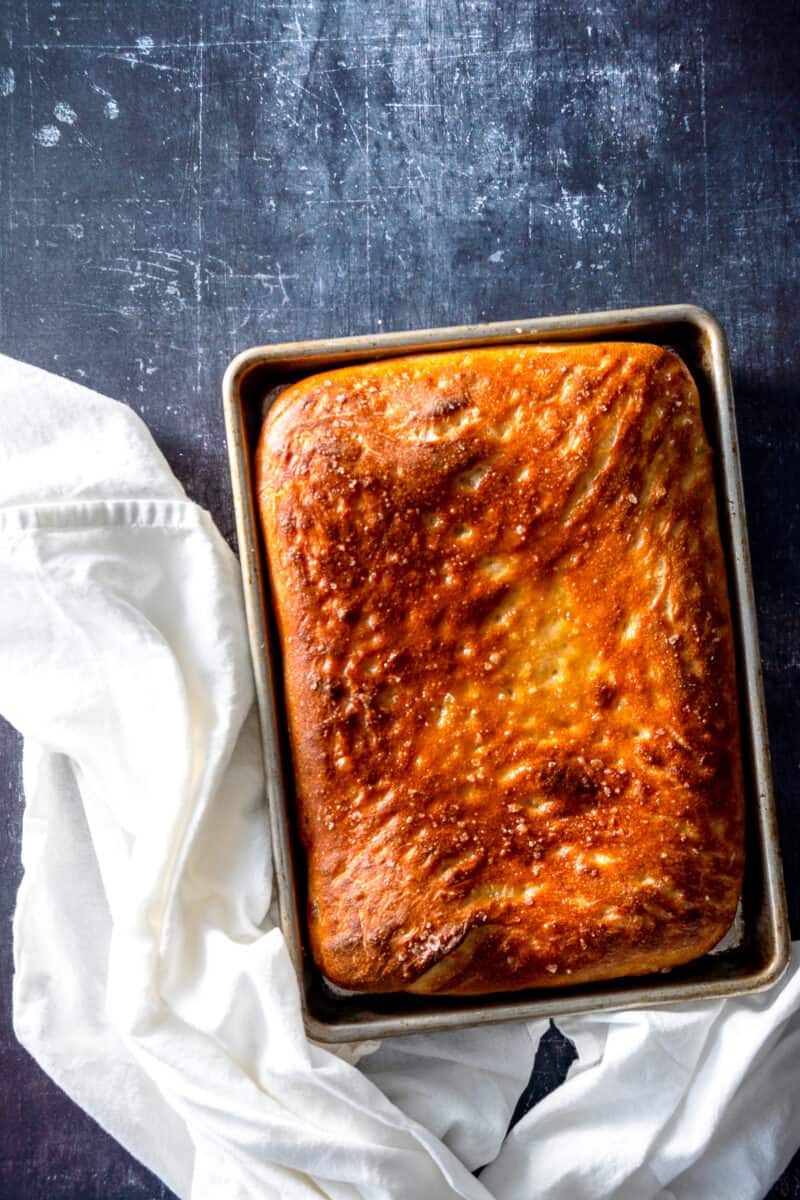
[455,462,490,490]
[663,584,677,622]
[468,881,542,904]
[680,463,705,495]
[422,406,476,442]
[377,686,400,712]
[649,556,668,608]
[492,400,523,441]
[486,588,521,626]
[499,762,531,785]
[436,692,456,728]
[561,418,589,456]
[641,400,667,440]
[622,615,640,641]
[478,554,512,580]
[520,795,554,814]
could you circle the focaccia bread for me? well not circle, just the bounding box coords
[255,342,744,995]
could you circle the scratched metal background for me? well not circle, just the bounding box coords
[0,1,798,1197]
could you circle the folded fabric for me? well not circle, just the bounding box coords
[1,354,798,1200]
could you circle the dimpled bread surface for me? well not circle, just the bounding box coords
[255,342,744,995]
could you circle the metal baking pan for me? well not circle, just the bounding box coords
[222,304,790,1043]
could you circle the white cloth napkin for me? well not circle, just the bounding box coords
[1,353,798,1200]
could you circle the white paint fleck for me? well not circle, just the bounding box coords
[34,124,61,147]
[489,249,505,263]
[699,30,710,241]
[66,223,84,239]
[671,63,682,75]
[53,101,77,125]
[550,188,592,235]
[135,35,154,54]
[0,67,14,97]
[103,49,136,69]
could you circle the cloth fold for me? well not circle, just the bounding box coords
[1,353,798,1199]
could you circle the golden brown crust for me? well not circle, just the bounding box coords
[256,343,745,995]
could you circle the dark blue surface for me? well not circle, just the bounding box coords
[0,0,798,1195]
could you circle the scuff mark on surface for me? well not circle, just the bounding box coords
[194,26,205,396]
[364,42,372,324]
[698,29,710,244]
[0,67,14,96]
[51,221,85,239]
[90,82,120,119]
